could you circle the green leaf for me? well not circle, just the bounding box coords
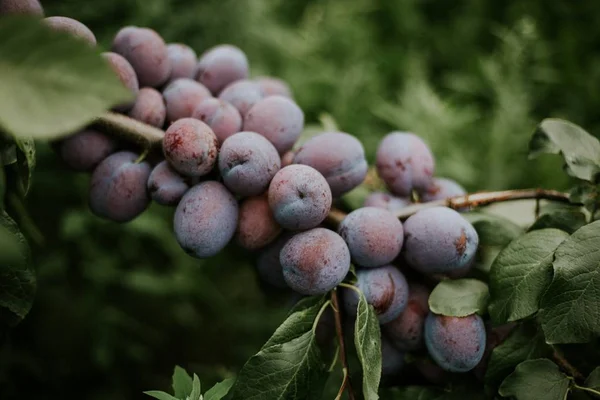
[529,209,587,234]
[14,137,35,195]
[485,322,552,388]
[0,17,132,140]
[0,210,35,326]
[172,366,193,399]
[189,374,201,400]
[464,212,523,247]
[488,229,569,324]
[228,295,327,400]
[529,118,600,181]
[585,367,600,391]
[540,220,600,343]
[0,161,5,208]
[355,289,382,400]
[570,182,600,213]
[428,279,489,317]
[143,391,180,400]
[203,378,234,400]
[498,359,570,400]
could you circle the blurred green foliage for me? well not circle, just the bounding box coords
[2,0,600,398]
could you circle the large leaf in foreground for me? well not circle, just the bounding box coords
[499,359,570,400]
[0,17,132,139]
[488,229,568,324]
[228,295,327,400]
[540,221,600,343]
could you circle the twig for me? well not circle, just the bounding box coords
[92,112,164,148]
[552,346,585,381]
[326,189,572,226]
[331,289,356,400]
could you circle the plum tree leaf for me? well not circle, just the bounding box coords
[0,17,132,140]
[143,391,179,400]
[464,212,522,247]
[485,322,552,388]
[428,279,489,317]
[354,289,382,400]
[189,374,201,400]
[570,182,600,213]
[14,137,35,195]
[203,378,234,400]
[172,365,193,399]
[529,209,587,234]
[585,367,600,391]
[228,295,327,400]
[488,229,568,324]
[0,210,35,327]
[529,118,600,181]
[540,221,600,343]
[499,359,570,400]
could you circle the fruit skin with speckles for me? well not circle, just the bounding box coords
[192,98,242,144]
[280,228,350,295]
[338,207,404,268]
[384,283,430,351]
[112,27,171,88]
[163,78,212,123]
[173,181,238,258]
[218,131,281,197]
[376,132,435,197]
[44,16,96,45]
[237,194,282,250]
[243,95,304,154]
[293,132,368,198]
[421,177,466,202]
[218,79,264,116]
[268,165,332,231]
[89,151,151,222]
[342,265,409,324]
[256,232,294,289]
[363,192,411,213]
[147,160,189,206]
[128,87,166,128]
[424,312,486,373]
[0,0,44,16]
[162,118,218,178]
[57,129,116,172]
[196,44,249,94]
[403,206,478,274]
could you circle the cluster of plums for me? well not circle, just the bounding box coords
[2,0,500,384]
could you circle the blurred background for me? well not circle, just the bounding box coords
[2,0,599,398]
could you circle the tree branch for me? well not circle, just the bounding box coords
[331,289,356,400]
[552,346,585,381]
[326,189,572,225]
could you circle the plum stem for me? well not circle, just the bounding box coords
[331,288,356,400]
[327,189,573,225]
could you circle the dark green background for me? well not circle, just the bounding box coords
[2,0,599,398]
